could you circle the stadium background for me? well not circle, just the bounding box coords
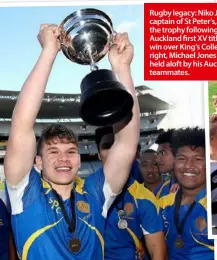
[0,86,171,200]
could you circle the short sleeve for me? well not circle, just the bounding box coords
[84,168,105,201]
[138,193,164,234]
[85,168,117,218]
[6,167,42,215]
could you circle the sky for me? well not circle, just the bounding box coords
[0,3,205,127]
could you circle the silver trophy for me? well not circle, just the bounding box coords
[59,8,133,126]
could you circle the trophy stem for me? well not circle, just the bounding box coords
[90,63,99,72]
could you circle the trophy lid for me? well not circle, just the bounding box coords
[60,8,113,31]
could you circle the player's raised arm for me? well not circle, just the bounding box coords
[103,33,140,194]
[4,24,61,185]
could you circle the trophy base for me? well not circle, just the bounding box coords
[79,69,134,126]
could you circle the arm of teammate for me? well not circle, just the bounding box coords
[145,232,167,260]
[4,24,61,186]
[136,240,146,260]
[9,231,17,260]
[169,183,180,193]
[137,188,168,260]
[103,33,140,194]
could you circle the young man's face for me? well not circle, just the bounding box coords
[36,138,80,185]
[157,143,174,174]
[139,152,160,184]
[98,133,114,165]
[174,145,206,190]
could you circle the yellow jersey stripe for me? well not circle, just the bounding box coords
[75,177,87,194]
[41,176,86,195]
[159,193,176,209]
[128,181,159,212]
[41,179,52,194]
[126,227,140,249]
[190,230,214,251]
[79,217,104,258]
[156,180,170,199]
[199,197,207,210]
[22,217,63,260]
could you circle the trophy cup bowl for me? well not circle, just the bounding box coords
[59,8,134,126]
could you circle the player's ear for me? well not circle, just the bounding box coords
[35,156,42,171]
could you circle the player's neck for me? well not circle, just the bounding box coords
[145,180,162,193]
[52,183,73,200]
[181,184,206,204]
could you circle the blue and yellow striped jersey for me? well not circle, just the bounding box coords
[159,188,214,260]
[154,179,176,199]
[6,167,110,260]
[0,199,10,260]
[105,177,163,260]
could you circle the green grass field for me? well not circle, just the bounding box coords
[209,81,217,114]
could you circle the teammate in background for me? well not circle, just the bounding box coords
[95,126,167,260]
[212,93,217,115]
[159,128,214,260]
[156,129,174,182]
[209,115,217,234]
[139,149,162,194]
[0,199,17,260]
[155,129,179,199]
[95,126,143,183]
[129,143,143,183]
[4,25,140,260]
[209,115,217,173]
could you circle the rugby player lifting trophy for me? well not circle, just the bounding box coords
[59,8,134,126]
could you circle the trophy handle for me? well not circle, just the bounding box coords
[111,30,117,43]
[112,30,117,36]
[57,27,75,62]
[109,30,118,49]
[58,26,67,48]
